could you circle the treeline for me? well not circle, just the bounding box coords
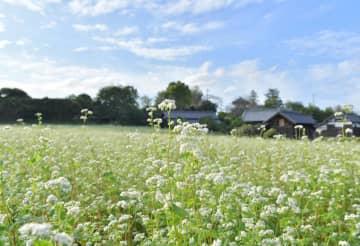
[0,81,216,125]
[0,83,337,131]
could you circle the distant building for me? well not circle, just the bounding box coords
[163,110,219,124]
[316,112,360,137]
[242,108,317,138]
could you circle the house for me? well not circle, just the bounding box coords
[163,110,219,124]
[316,112,360,137]
[242,108,317,138]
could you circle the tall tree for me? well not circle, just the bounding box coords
[96,85,142,124]
[248,90,258,107]
[264,88,282,108]
[155,81,192,110]
[231,97,251,116]
[139,95,152,109]
[190,86,203,108]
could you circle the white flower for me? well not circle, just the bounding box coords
[46,194,58,204]
[53,232,73,246]
[345,128,353,134]
[19,223,52,238]
[45,177,72,193]
[158,99,176,111]
[338,241,350,246]
[334,112,343,117]
[67,206,81,216]
[212,239,222,246]
[294,125,303,129]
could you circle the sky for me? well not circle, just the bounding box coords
[0,0,359,110]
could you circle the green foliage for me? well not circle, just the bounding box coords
[264,88,282,108]
[156,81,192,110]
[0,88,31,99]
[199,116,218,131]
[232,124,258,137]
[263,128,277,138]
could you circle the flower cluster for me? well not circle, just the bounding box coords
[158,99,176,111]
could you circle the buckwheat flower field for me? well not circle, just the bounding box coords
[1,124,360,245]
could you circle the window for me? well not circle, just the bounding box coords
[279,118,285,127]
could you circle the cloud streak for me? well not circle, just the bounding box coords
[93,36,210,60]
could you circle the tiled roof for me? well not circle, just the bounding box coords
[241,108,278,123]
[242,108,316,125]
[163,110,218,120]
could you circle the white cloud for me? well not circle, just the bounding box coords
[1,0,62,13]
[223,85,237,94]
[114,26,138,36]
[73,47,89,52]
[307,59,360,107]
[0,54,179,98]
[68,0,146,16]
[73,24,108,32]
[0,40,11,48]
[162,0,263,15]
[15,40,26,46]
[41,20,57,29]
[162,21,224,34]
[93,36,210,60]
[286,30,360,58]
[0,21,5,32]
[68,0,262,16]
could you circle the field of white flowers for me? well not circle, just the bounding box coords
[1,121,360,245]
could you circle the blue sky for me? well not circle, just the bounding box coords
[0,0,359,110]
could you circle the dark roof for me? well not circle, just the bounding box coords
[242,108,278,123]
[317,112,360,127]
[163,111,218,120]
[274,110,316,125]
[345,113,360,123]
[242,108,316,125]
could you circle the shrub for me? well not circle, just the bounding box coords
[231,124,258,137]
[199,116,219,132]
[263,128,277,138]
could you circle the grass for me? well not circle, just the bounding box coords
[0,124,359,245]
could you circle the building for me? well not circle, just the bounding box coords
[163,110,219,124]
[242,108,316,138]
[316,112,360,137]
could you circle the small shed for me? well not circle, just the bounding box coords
[316,113,360,137]
[242,108,316,138]
[163,110,219,124]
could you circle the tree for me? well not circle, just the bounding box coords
[95,85,142,124]
[0,88,31,99]
[231,97,251,116]
[264,88,282,108]
[197,100,217,111]
[190,86,203,108]
[285,101,306,113]
[248,90,258,107]
[155,81,192,110]
[72,93,93,109]
[139,95,152,109]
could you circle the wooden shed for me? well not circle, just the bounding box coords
[242,108,317,139]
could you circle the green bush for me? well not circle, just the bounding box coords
[232,124,258,137]
[263,128,277,138]
[199,116,219,132]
